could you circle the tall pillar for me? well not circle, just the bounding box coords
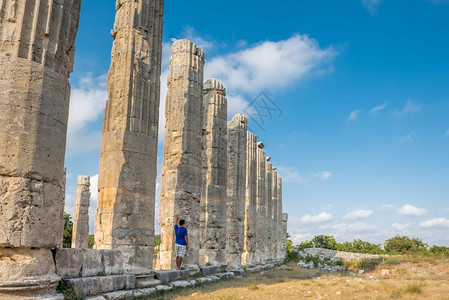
[271,169,278,261]
[282,212,288,260]
[265,157,273,262]
[199,79,227,266]
[0,1,82,297]
[254,142,266,264]
[278,177,286,261]
[159,40,205,270]
[242,132,257,265]
[72,176,91,249]
[94,0,164,275]
[226,114,247,268]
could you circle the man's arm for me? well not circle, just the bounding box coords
[175,214,179,225]
[184,236,189,250]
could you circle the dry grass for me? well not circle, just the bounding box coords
[145,258,449,300]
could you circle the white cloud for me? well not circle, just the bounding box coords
[277,166,309,185]
[300,212,333,223]
[379,204,396,211]
[398,204,427,216]
[419,218,449,228]
[392,222,412,231]
[347,110,362,121]
[363,0,382,14]
[343,209,374,220]
[326,222,379,234]
[205,34,337,94]
[314,171,332,181]
[178,26,215,52]
[67,74,107,155]
[370,102,387,114]
[395,99,421,117]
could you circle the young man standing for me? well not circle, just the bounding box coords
[174,215,189,270]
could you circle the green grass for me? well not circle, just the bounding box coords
[406,283,423,294]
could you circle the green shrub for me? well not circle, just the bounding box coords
[336,239,385,255]
[429,245,449,257]
[311,235,337,250]
[63,212,73,248]
[384,235,428,255]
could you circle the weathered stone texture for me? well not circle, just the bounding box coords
[277,176,285,260]
[254,143,266,264]
[0,0,81,297]
[265,158,273,262]
[72,176,91,249]
[282,212,288,260]
[271,170,278,260]
[159,40,205,270]
[199,79,227,266]
[242,132,257,265]
[226,114,248,267]
[94,0,164,275]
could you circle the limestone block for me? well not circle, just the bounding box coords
[207,275,220,282]
[229,269,245,276]
[215,272,234,280]
[100,250,123,276]
[200,266,222,276]
[170,280,192,288]
[189,280,199,287]
[155,285,172,291]
[154,270,189,283]
[196,277,213,284]
[103,290,133,300]
[132,288,157,297]
[81,249,103,278]
[54,248,84,278]
[135,278,161,289]
[64,275,126,297]
[86,297,106,300]
[159,39,205,270]
[124,275,135,290]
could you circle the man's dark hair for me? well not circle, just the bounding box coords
[179,219,185,226]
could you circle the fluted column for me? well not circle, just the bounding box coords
[159,40,205,270]
[0,0,82,297]
[242,131,257,265]
[226,114,248,268]
[199,79,227,266]
[94,0,164,274]
[254,142,266,264]
[72,176,91,249]
[271,169,278,261]
[265,157,273,262]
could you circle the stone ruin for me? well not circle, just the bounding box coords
[0,1,288,299]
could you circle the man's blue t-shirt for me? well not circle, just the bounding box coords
[174,225,188,246]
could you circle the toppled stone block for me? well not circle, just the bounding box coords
[230,269,245,276]
[189,280,198,287]
[155,285,173,291]
[155,270,190,283]
[103,290,133,300]
[201,265,222,276]
[197,277,213,284]
[133,288,157,297]
[171,280,192,288]
[135,278,161,288]
[263,263,275,270]
[64,275,126,297]
[207,275,220,282]
[100,250,123,275]
[215,272,234,280]
[86,297,106,300]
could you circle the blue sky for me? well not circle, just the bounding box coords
[65,0,449,246]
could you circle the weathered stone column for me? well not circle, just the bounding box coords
[0,1,81,298]
[94,0,164,275]
[226,114,248,268]
[242,132,257,265]
[159,40,205,270]
[199,79,227,266]
[277,177,286,261]
[265,157,273,262]
[282,212,288,260]
[254,142,266,264]
[72,176,91,249]
[271,169,278,261]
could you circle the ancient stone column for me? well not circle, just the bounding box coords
[72,176,91,249]
[254,142,266,264]
[271,169,278,261]
[265,157,273,262]
[159,40,205,270]
[94,0,164,275]
[226,114,248,268]
[282,212,288,260]
[199,79,227,266]
[277,176,285,261]
[242,132,257,265]
[0,1,82,298]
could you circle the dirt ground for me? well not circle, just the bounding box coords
[144,258,449,300]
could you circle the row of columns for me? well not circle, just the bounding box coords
[158,39,288,269]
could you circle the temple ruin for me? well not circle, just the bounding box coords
[0,1,288,298]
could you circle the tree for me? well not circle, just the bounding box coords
[384,235,428,254]
[311,235,337,250]
[63,212,73,248]
[88,235,94,249]
[336,239,385,254]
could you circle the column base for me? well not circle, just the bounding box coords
[0,248,60,299]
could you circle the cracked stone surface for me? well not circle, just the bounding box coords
[72,176,91,249]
